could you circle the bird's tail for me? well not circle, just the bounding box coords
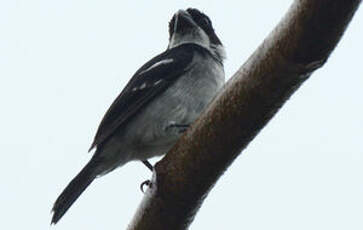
[51,160,99,224]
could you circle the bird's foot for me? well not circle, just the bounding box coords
[166,122,190,134]
[140,180,152,193]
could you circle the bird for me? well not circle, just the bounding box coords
[51,8,225,224]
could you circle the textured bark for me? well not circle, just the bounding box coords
[127,1,362,229]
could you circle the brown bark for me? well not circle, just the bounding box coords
[128,1,362,229]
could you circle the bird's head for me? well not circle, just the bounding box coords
[168,8,226,62]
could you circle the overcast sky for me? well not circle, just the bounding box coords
[1,1,362,229]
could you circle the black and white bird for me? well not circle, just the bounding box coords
[51,8,225,224]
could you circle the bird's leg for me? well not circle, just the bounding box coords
[140,160,153,193]
[142,160,153,171]
[140,122,190,193]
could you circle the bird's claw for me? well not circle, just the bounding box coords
[165,123,190,134]
[140,180,152,193]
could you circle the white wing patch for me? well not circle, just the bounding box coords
[132,79,163,92]
[139,82,147,89]
[139,58,174,75]
[131,59,172,92]
[153,80,163,86]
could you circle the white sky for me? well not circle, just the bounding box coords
[1,1,362,229]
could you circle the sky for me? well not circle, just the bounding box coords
[0,1,362,229]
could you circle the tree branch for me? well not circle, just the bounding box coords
[127,1,362,229]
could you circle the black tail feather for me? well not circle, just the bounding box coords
[51,160,98,224]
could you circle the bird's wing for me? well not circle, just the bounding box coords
[89,44,197,151]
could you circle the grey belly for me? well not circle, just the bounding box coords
[127,62,225,160]
[96,56,224,173]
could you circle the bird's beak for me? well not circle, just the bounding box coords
[173,10,195,34]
